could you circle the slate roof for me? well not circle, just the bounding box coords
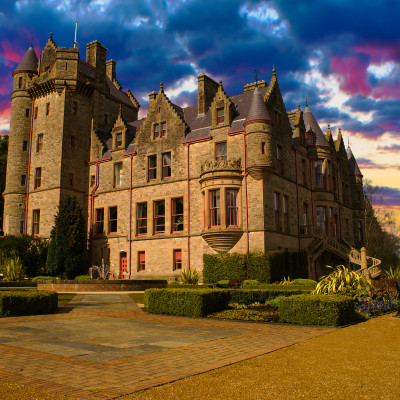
[246,86,272,122]
[303,105,329,147]
[106,76,137,109]
[14,46,38,75]
[347,146,363,176]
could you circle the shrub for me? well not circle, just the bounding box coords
[355,298,399,317]
[382,266,400,279]
[373,279,398,299]
[216,280,230,288]
[208,308,279,322]
[0,235,48,277]
[0,290,58,317]
[228,288,311,305]
[74,275,91,281]
[144,289,230,317]
[313,265,373,295]
[291,278,318,287]
[32,276,59,283]
[242,280,259,288]
[0,281,36,287]
[179,269,200,285]
[279,294,357,326]
[0,257,25,281]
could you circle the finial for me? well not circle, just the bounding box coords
[338,127,341,135]
[305,95,308,106]
[219,80,222,86]
[159,82,164,92]
[50,32,53,39]
[297,104,300,110]
[272,64,276,75]
[328,124,330,128]
[254,69,258,86]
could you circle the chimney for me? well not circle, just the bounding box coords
[86,40,107,76]
[148,91,157,112]
[197,73,219,115]
[106,60,116,81]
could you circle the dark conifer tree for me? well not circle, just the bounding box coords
[46,196,87,278]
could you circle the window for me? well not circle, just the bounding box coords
[216,142,227,161]
[283,195,289,232]
[153,124,160,139]
[277,145,283,173]
[314,159,324,188]
[302,159,306,185]
[357,221,363,242]
[114,163,123,187]
[95,208,104,235]
[36,134,43,152]
[306,132,313,145]
[108,206,118,233]
[46,102,50,116]
[162,152,171,180]
[137,202,147,235]
[261,142,266,154]
[327,161,332,190]
[25,108,30,118]
[18,77,23,88]
[34,167,41,189]
[209,189,221,227]
[316,206,327,233]
[138,251,145,271]
[32,210,40,236]
[90,175,96,187]
[274,192,280,230]
[148,155,157,181]
[173,249,182,271]
[21,175,26,186]
[69,173,73,186]
[172,198,184,232]
[71,135,75,147]
[72,101,77,114]
[217,108,224,124]
[161,122,166,138]
[34,107,38,119]
[300,202,308,235]
[22,141,28,151]
[116,132,123,148]
[154,200,165,234]
[226,189,239,227]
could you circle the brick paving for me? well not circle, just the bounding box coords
[0,293,335,399]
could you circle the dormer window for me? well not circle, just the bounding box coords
[217,109,224,125]
[116,132,123,148]
[306,132,313,145]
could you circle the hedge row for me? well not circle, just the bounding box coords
[144,289,230,317]
[203,251,308,283]
[0,280,37,287]
[228,288,312,305]
[0,290,58,317]
[278,294,357,326]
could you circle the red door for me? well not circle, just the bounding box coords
[120,253,128,279]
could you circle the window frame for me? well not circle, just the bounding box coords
[217,108,224,125]
[153,200,166,234]
[226,189,239,227]
[161,122,166,138]
[116,132,123,148]
[22,141,28,152]
[209,189,221,228]
[136,202,148,236]
[314,159,324,188]
[153,124,160,140]
[21,174,26,186]
[108,206,118,234]
[173,249,182,271]
[138,251,145,271]
[34,167,42,189]
[90,175,96,187]
[172,197,184,233]
[283,195,289,232]
[162,152,171,180]
[316,206,327,234]
[36,133,43,152]
[215,142,227,162]
[274,192,280,231]
[114,162,123,188]
[95,208,104,235]
[46,102,50,116]
[148,155,157,182]
[32,209,40,236]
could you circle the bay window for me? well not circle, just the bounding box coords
[209,189,221,227]
[226,189,238,227]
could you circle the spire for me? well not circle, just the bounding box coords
[13,45,38,76]
[347,146,362,176]
[246,86,272,123]
[303,103,329,147]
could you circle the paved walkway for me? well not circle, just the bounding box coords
[0,293,335,399]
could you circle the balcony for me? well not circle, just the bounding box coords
[201,228,243,253]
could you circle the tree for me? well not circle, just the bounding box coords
[364,181,400,269]
[0,136,8,232]
[46,196,87,279]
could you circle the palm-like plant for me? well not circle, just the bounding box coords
[382,266,400,279]
[313,265,373,295]
[1,256,26,281]
[179,268,200,285]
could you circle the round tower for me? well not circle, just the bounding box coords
[243,85,274,180]
[3,46,38,235]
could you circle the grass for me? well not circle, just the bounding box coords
[129,292,144,304]
[57,293,76,304]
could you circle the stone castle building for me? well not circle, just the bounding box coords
[4,35,365,280]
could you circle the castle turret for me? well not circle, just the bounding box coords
[3,46,38,235]
[243,85,274,180]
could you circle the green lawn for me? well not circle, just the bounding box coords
[129,292,144,304]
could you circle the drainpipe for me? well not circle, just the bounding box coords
[24,99,35,233]
[186,143,191,269]
[242,131,249,279]
[89,163,99,267]
[294,150,301,252]
[129,154,133,276]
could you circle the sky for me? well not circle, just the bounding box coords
[0,0,399,231]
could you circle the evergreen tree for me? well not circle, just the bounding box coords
[46,196,87,279]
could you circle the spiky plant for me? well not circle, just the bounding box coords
[280,276,291,285]
[179,268,200,285]
[313,265,373,295]
[382,266,400,279]
[1,256,26,281]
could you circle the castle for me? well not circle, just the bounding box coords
[4,35,365,280]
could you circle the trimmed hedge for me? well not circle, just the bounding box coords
[144,289,230,317]
[0,290,58,317]
[203,251,308,283]
[278,294,357,326]
[0,280,36,287]
[228,288,311,305]
[31,276,58,283]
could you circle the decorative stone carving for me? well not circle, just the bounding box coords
[201,158,241,173]
[201,229,243,253]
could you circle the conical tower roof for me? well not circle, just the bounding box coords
[347,146,362,176]
[246,86,272,122]
[303,105,329,147]
[13,45,38,76]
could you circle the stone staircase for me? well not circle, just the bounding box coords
[349,247,382,279]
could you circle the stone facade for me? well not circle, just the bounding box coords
[4,36,366,280]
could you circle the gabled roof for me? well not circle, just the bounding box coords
[13,46,38,75]
[347,146,362,176]
[106,76,137,109]
[303,105,329,147]
[246,86,272,122]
